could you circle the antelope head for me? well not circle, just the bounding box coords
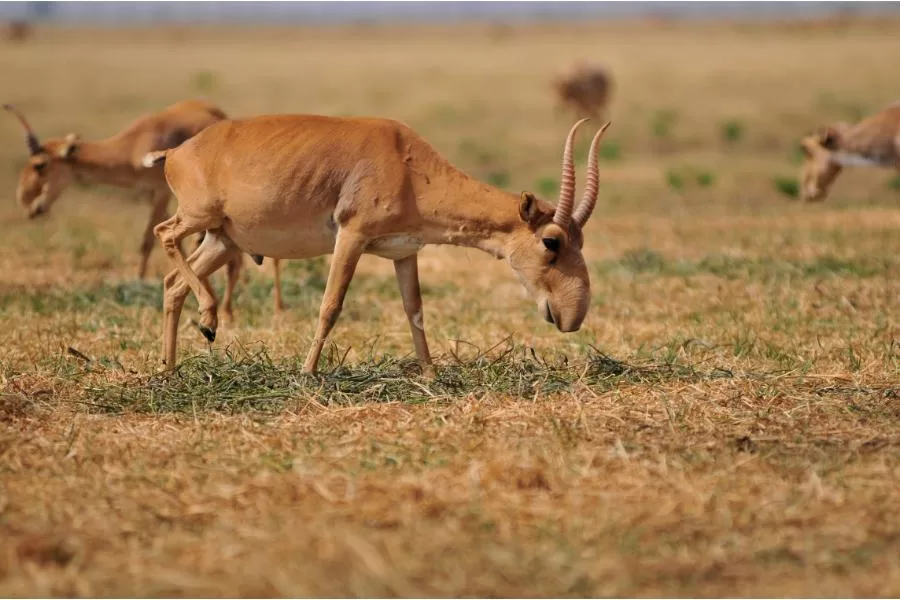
[4,104,80,218]
[799,124,846,202]
[506,118,609,333]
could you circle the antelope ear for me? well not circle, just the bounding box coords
[518,191,541,227]
[819,127,840,151]
[59,133,79,159]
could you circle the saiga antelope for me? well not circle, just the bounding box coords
[553,62,613,119]
[146,115,610,375]
[800,101,900,202]
[4,100,284,318]
[4,21,31,43]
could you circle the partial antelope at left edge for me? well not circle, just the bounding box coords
[3,100,285,319]
[146,114,611,375]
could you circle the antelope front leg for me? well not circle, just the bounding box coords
[138,191,170,280]
[303,232,366,374]
[393,253,433,377]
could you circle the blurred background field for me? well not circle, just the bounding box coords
[0,3,899,597]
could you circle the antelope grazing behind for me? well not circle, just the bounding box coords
[4,100,284,319]
[553,62,613,119]
[147,115,610,375]
[799,101,900,202]
[3,20,31,43]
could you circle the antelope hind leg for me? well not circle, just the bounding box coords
[154,212,223,342]
[162,230,241,368]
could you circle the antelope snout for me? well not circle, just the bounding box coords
[541,299,582,333]
[801,185,825,203]
[27,203,47,219]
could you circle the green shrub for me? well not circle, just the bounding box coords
[720,119,744,145]
[536,176,558,197]
[696,171,716,187]
[487,170,510,189]
[665,170,685,191]
[651,109,677,139]
[773,176,799,198]
[191,70,219,93]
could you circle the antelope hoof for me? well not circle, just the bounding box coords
[199,324,216,342]
[252,254,264,266]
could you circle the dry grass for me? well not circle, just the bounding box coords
[1,17,899,597]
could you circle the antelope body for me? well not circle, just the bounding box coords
[4,21,31,43]
[553,62,613,119]
[148,115,610,374]
[4,99,284,318]
[800,102,900,202]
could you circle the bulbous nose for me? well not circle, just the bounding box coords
[543,300,582,333]
[802,186,824,203]
[27,204,46,219]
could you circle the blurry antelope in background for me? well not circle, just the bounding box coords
[552,61,613,119]
[4,100,284,319]
[799,101,900,202]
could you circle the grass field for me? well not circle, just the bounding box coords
[1,16,899,597]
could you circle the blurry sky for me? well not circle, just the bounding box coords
[2,1,900,24]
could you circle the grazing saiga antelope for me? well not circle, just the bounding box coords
[800,102,900,202]
[145,115,610,375]
[4,21,31,43]
[553,62,613,119]
[4,100,283,318]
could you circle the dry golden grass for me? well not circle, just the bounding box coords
[1,18,899,597]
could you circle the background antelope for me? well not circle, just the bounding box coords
[3,20,32,43]
[552,61,613,119]
[799,101,900,202]
[146,116,609,374]
[4,99,283,319]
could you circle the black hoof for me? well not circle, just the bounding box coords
[251,254,264,266]
[199,325,216,342]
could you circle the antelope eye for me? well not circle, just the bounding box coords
[542,237,560,253]
[32,162,47,173]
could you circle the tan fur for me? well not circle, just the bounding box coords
[552,62,613,119]
[799,102,900,202]
[4,100,283,320]
[4,21,31,43]
[150,115,610,375]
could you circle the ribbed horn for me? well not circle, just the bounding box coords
[3,104,41,155]
[553,117,589,230]
[572,121,611,228]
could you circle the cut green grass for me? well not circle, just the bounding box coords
[84,343,708,414]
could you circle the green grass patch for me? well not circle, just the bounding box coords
[773,176,800,199]
[486,169,511,189]
[665,170,685,191]
[191,70,219,93]
[651,109,678,140]
[535,176,558,197]
[720,119,744,145]
[84,343,708,414]
[665,167,716,191]
[599,140,622,162]
[596,249,896,281]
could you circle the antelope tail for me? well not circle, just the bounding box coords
[142,149,170,168]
